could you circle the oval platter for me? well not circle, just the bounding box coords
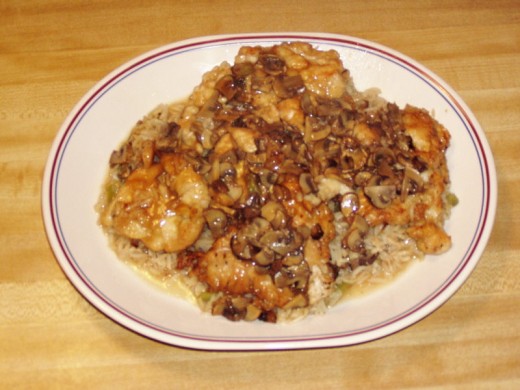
[42,33,497,350]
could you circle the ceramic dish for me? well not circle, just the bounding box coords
[42,33,497,350]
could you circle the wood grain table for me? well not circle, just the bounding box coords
[1,1,518,388]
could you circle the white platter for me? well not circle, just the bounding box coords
[42,33,497,350]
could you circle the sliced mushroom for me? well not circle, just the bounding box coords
[257,168,279,187]
[279,159,304,175]
[226,183,243,203]
[204,208,228,238]
[241,203,261,220]
[364,185,397,208]
[401,166,424,200]
[286,265,311,289]
[274,264,310,290]
[231,296,249,310]
[198,90,220,118]
[259,54,285,75]
[342,215,369,252]
[231,217,271,260]
[337,109,355,130]
[370,146,397,178]
[315,98,343,117]
[377,158,395,178]
[304,117,332,142]
[323,167,345,182]
[215,297,248,322]
[354,171,372,187]
[341,148,368,171]
[282,252,304,266]
[249,217,271,235]
[217,149,239,164]
[259,310,277,323]
[232,62,254,77]
[314,138,340,159]
[244,190,261,209]
[244,304,262,321]
[219,161,236,180]
[251,217,274,240]
[211,178,229,194]
[372,146,395,165]
[289,229,304,251]
[253,247,276,266]
[344,228,364,252]
[299,172,317,195]
[259,230,292,256]
[340,192,359,219]
[215,75,238,100]
[261,201,288,229]
[246,151,267,165]
[230,233,256,260]
[300,91,316,115]
[351,214,369,234]
[273,75,305,98]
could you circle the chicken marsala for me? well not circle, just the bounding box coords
[97,42,456,322]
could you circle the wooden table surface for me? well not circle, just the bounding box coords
[1,1,519,388]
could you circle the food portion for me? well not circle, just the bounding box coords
[96,42,456,323]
